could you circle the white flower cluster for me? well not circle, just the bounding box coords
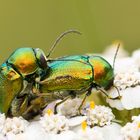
[0,113,29,136]
[106,49,140,110]
[40,113,69,134]
[56,98,82,117]
[114,71,140,90]
[55,98,115,127]
[132,115,140,123]
[0,134,6,140]
[121,115,140,140]
[86,105,115,127]
[113,49,140,91]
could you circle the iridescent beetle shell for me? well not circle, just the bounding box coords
[7,48,47,76]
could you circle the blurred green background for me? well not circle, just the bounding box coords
[0,0,140,63]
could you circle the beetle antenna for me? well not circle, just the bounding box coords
[113,43,120,70]
[46,29,82,58]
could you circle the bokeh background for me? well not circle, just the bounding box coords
[0,0,140,63]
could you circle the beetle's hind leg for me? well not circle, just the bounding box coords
[94,84,121,100]
[54,96,71,114]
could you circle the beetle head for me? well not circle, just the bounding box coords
[34,48,48,69]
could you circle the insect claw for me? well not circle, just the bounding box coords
[108,95,121,100]
[54,106,57,114]
[118,95,122,99]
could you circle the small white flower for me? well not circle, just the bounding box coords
[1,117,29,135]
[39,113,69,134]
[121,123,140,140]
[107,57,140,110]
[56,98,83,118]
[107,73,140,110]
[95,123,122,140]
[120,115,140,140]
[132,115,140,124]
[68,116,87,128]
[0,133,7,140]
[86,105,115,127]
[76,128,104,140]
[114,72,140,90]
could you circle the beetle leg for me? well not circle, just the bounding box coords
[22,105,34,119]
[19,82,34,97]
[22,96,46,119]
[78,94,88,115]
[113,85,121,99]
[54,96,71,114]
[78,87,92,115]
[96,86,121,100]
[10,95,29,117]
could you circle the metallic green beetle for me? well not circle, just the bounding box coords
[0,47,47,116]
[39,55,118,111]
[23,53,120,117]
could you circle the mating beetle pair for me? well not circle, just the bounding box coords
[0,30,120,119]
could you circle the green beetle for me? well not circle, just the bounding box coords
[0,47,47,116]
[37,55,119,113]
[23,50,120,117]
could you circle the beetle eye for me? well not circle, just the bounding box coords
[35,48,48,69]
